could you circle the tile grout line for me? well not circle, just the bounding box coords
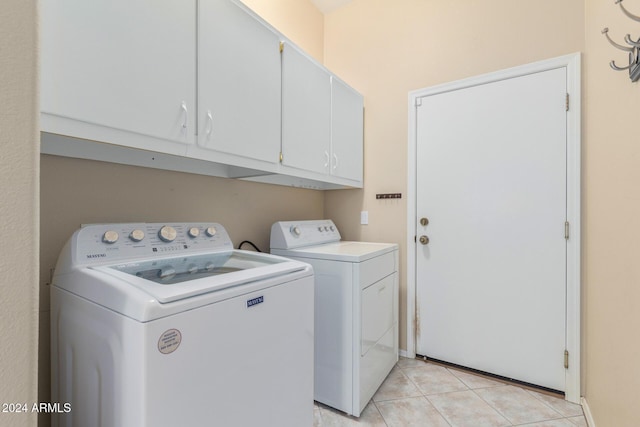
[370,400,390,427]
[470,385,579,427]
[466,386,516,426]
[404,359,587,426]
[529,388,587,421]
[523,387,585,418]
[421,394,456,427]
[398,363,459,427]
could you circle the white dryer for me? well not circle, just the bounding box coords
[51,222,314,427]
[270,220,398,417]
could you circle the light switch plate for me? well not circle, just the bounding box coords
[360,211,369,225]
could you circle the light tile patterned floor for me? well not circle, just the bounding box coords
[313,357,587,427]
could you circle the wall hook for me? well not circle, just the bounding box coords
[624,33,640,46]
[610,56,635,71]
[602,27,634,51]
[602,0,640,82]
[617,0,640,22]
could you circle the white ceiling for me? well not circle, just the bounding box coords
[310,0,353,14]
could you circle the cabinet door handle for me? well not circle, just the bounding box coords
[206,110,213,138]
[181,101,188,132]
[324,151,330,169]
[332,153,338,170]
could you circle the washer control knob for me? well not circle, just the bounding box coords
[188,227,200,238]
[187,264,198,274]
[158,226,177,242]
[329,226,335,232]
[290,226,301,236]
[204,262,216,272]
[129,229,145,242]
[317,226,323,232]
[324,226,329,232]
[102,231,119,244]
[205,226,217,237]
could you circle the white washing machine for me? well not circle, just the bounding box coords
[51,222,314,427]
[270,220,398,417]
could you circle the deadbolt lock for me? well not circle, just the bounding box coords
[420,217,429,226]
[419,235,429,245]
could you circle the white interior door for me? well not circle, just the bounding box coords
[415,67,567,391]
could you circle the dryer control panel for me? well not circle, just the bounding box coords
[270,220,341,249]
[69,222,233,267]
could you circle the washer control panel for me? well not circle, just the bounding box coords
[270,220,341,249]
[71,222,232,266]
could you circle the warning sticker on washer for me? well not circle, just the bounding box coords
[158,329,182,354]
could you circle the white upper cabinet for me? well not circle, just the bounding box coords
[331,77,364,183]
[40,0,196,154]
[40,0,363,188]
[279,42,363,187]
[194,0,281,168]
[281,42,332,175]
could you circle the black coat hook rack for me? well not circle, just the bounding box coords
[602,0,640,82]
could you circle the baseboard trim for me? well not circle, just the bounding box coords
[582,397,596,427]
[398,349,409,358]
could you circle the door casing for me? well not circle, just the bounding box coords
[406,53,581,403]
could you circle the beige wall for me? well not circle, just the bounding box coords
[38,2,325,425]
[0,1,39,427]
[323,0,585,354]
[583,2,640,426]
[241,0,324,62]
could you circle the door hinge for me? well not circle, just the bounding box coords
[279,41,284,53]
[564,349,569,369]
[564,221,570,240]
[566,93,570,112]
[416,97,423,107]
[279,152,283,163]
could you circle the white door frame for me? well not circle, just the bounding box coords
[406,53,581,403]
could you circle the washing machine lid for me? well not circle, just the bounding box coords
[272,241,398,262]
[91,250,306,304]
[53,223,313,320]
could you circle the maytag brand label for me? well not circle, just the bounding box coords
[246,296,264,308]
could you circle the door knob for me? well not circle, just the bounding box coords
[419,235,429,245]
[420,217,429,226]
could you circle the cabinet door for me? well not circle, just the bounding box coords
[41,0,196,153]
[197,0,281,164]
[331,78,364,182]
[281,42,331,174]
